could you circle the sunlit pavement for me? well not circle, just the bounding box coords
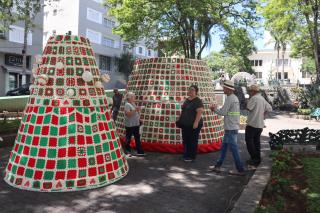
[0,112,318,213]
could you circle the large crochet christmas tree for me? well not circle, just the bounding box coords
[115,57,224,153]
[4,35,129,192]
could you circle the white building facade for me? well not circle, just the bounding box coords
[249,49,312,85]
[0,5,44,96]
[43,0,157,75]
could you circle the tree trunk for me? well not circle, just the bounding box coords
[22,19,28,85]
[281,48,285,82]
[276,47,280,81]
[303,0,320,83]
[313,7,320,84]
[189,19,196,59]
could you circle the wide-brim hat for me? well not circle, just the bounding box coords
[248,84,260,92]
[222,80,235,90]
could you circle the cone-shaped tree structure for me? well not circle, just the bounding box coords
[116,57,224,153]
[4,35,129,192]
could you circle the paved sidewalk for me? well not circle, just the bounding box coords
[0,113,318,213]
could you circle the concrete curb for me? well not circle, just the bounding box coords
[231,149,272,213]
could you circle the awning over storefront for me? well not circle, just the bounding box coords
[0,65,31,74]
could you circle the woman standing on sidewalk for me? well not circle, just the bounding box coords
[177,85,204,162]
[124,92,145,156]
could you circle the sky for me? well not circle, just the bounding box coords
[202,30,275,57]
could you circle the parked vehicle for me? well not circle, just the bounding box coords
[6,83,31,96]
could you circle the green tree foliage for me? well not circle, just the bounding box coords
[221,27,256,74]
[261,0,320,83]
[107,0,259,59]
[260,0,296,81]
[205,51,249,78]
[301,57,316,75]
[14,0,42,84]
[117,52,135,80]
[0,0,15,31]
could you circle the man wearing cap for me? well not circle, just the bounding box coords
[209,80,245,176]
[245,84,272,167]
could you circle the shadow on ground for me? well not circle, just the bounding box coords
[0,133,262,213]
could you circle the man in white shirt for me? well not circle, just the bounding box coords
[245,85,272,167]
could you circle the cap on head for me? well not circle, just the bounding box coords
[222,80,235,90]
[248,84,260,92]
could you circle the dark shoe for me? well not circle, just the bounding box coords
[209,165,221,173]
[136,153,146,157]
[246,159,254,164]
[247,165,257,170]
[183,158,194,162]
[228,170,246,176]
[247,159,260,166]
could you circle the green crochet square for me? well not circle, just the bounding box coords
[36,159,45,169]
[44,171,54,180]
[68,159,76,168]
[47,149,57,158]
[57,160,66,169]
[25,169,34,178]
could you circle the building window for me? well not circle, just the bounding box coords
[103,18,115,28]
[99,55,111,71]
[123,44,129,52]
[102,37,115,48]
[9,74,18,90]
[302,71,312,78]
[86,8,102,24]
[276,59,289,66]
[255,72,262,79]
[0,30,6,39]
[8,73,31,90]
[86,29,101,44]
[276,72,288,79]
[9,25,32,45]
[136,46,144,55]
[250,60,263,67]
[53,9,57,16]
[147,49,152,57]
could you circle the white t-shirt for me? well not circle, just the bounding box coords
[247,93,272,128]
[124,102,140,127]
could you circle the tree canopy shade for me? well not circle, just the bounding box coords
[107,0,260,59]
[261,0,320,83]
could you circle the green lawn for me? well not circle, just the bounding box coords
[302,157,320,213]
[0,119,21,134]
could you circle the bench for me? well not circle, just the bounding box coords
[310,108,320,120]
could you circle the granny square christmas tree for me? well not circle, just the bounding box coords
[4,35,129,192]
[115,58,224,153]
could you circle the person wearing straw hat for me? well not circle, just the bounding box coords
[209,80,245,176]
[245,84,272,168]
